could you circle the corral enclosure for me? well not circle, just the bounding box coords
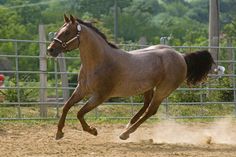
[1,1,236,157]
[0,0,235,121]
[0,39,236,120]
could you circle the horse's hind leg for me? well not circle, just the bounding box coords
[56,85,85,140]
[126,89,154,129]
[77,95,107,136]
[120,96,162,140]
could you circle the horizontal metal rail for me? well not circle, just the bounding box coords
[0,54,80,60]
[1,38,236,49]
[0,101,235,106]
[0,70,78,75]
[0,38,49,43]
[1,116,235,121]
[1,86,236,91]
[0,39,236,120]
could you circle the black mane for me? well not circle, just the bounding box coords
[77,19,118,49]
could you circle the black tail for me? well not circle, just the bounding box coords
[184,50,214,85]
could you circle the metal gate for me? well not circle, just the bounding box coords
[0,39,236,120]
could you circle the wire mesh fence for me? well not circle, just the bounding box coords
[0,39,236,120]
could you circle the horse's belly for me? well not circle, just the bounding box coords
[110,81,154,97]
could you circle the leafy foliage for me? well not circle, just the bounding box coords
[1,0,235,44]
[0,75,38,103]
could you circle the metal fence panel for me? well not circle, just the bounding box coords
[0,39,236,120]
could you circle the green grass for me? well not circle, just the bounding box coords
[166,104,235,117]
[0,103,235,123]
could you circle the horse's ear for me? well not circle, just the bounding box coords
[64,14,69,23]
[70,14,75,24]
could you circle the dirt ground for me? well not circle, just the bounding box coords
[1,120,236,157]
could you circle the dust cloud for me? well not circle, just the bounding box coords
[151,119,236,145]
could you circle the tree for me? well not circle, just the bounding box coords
[0,6,27,39]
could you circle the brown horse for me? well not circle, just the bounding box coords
[47,14,214,140]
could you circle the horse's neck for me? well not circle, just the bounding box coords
[79,34,111,70]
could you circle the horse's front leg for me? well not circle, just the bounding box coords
[77,95,107,136]
[56,85,85,140]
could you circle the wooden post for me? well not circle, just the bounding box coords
[39,24,47,117]
[227,38,233,73]
[209,0,220,69]
[58,53,69,101]
[139,36,147,48]
[114,0,118,43]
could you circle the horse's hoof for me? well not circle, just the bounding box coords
[88,127,98,136]
[119,133,129,140]
[55,131,64,140]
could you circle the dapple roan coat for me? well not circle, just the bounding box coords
[47,15,214,140]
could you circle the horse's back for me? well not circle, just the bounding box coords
[132,45,187,97]
[110,45,186,97]
[128,44,173,54]
[128,45,186,74]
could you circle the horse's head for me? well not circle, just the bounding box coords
[47,14,81,57]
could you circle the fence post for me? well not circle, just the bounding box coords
[39,24,48,117]
[54,59,60,118]
[130,96,134,117]
[233,49,236,116]
[227,38,233,72]
[160,37,169,45]
[165,98,169,119]
[14,42,21,118]
[58,53,69,101]
[209,0,219,70]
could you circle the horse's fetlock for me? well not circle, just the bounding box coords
[57,124,64,130]
[82,127,88,131]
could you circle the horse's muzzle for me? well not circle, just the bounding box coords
[47,47,61,57]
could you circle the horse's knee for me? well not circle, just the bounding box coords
[62,106,68,113]
[77,110,86,120]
